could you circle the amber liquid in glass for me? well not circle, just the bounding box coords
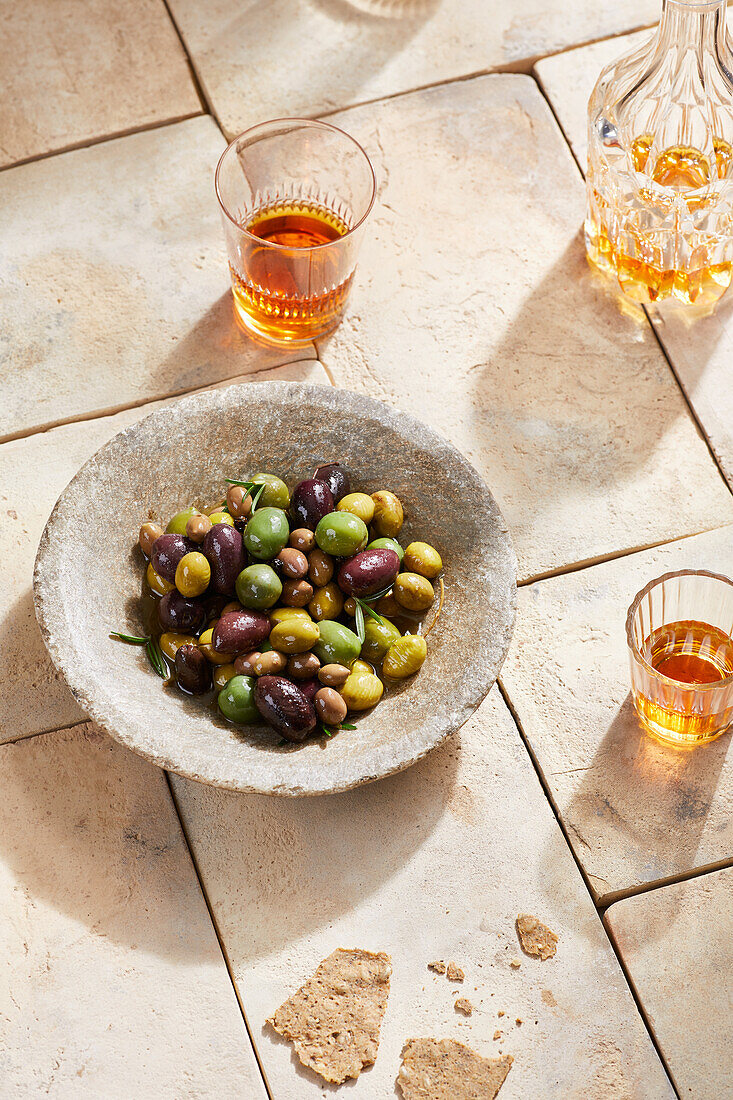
[635,619,733,742]
[231,201,353,345]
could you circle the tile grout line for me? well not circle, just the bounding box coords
[163,771,275,1100]
[161,0,224,132]
[496,678,682,1100]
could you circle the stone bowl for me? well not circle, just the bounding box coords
[34,382,516,795]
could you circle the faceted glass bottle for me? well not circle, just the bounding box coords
[586,0,733,306]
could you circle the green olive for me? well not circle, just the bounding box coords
[269,618,320,655]
[251,472,291,510]
[337,492,375,524]
[315,511,368,558]
[208,510,235,527]
[371,491,404,537]
[243,507,290,560]
[383,634,428,678]
[218,675,259,724]
[367,537,404,562]
[313,620,362,666]
[175,551,211,598]
[166,507,200,535]
[308,583,344,621]
[361,617,401,664]
[213,663,237,691]
[395,572,435,611]
[236,564,283,609]
[403,541,442,579]
[147,561,174,596]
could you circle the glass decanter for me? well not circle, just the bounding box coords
[586,0,733,306]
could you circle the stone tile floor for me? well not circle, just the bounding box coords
[2,3,731,1097]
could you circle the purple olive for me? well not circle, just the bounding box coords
[203,523,245,595]
[175,644,211,694]
[151,533,195,583]
[212,610,270,655]
[290,479,334,530]
[314,462,350,503]
[337,548,400,598]
[298,677,320,705]
[158,591,205,633]
[254,675,317,741]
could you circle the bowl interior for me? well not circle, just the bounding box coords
[34,383,516,795]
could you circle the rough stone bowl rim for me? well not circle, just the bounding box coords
[33,381,517,796]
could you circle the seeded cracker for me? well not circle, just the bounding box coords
[516,913,559,960]
[428,960,447,974]
[446,961,464,981]
[398,1038,513,1100]
[455,997,473,1016]
[267,948,391,1084]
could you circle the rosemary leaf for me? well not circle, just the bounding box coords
[356,598,386,626]
[354,599,365,644]
[250,483,266,513]
[322,726,334,738]
[340,722,357,730]
[110,631,149,645]
[146,637,168,679]
[361,584,393,604]
[225,478,256,489]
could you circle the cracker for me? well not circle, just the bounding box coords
[446,961,464,982]
[267,947,391,1084]
[398,1038,513,1099]
[516,913,558,960]
[455,997,473,1016]
[428,960,446,974]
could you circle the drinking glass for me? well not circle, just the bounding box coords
[626,569,733,747]
[215,118,375,348]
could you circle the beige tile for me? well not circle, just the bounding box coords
[0,115,314,441]
[171,688,673,1099]
[0,722,267,1098]
[501,524,733,904]
[0,359,330,745]
[536,28,733,494]
[314,75,733,580]
[0,0,201,168]
[605,868,733,1099]
[169,0,658,137]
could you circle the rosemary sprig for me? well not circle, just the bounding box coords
[109,631,149,645]
[355,597,386,626]
[225,478,255,490]
[322,721,357,738]
[146,636,168,679]
[340,722,357,730]
[354,599,365,644]
[360,584,393,605]
[249,482,266,513]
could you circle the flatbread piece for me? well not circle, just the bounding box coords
[516,913,558,960]
[398,1038,513,1099]
[267,947,391,1084]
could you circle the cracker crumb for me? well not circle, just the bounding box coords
[455,997,473,1016]
[541,989,557,1007]
[498,1010,505,1017]
[515,1018,523,1026]
[446,961,464,982]
[428,960,446,974]
[267,947,391,1084]
[510,958,521,969]
[494,1030,502,1041]
[516,913,558,961]
[398,1038,512,1100]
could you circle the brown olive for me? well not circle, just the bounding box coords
[226,484,252,520]
[186,514,212,544]
[276,547,309,579]
[139,521,163,558]
[234,651,261,675]
[318,663,351,687]
[375,592,401,618]
[289,528,315,552]
[315,687,348,726]
[254,676,317,741]
[344,597,357,616]
[281,580,314,608]
[252,651,287,676]
[175,644,211,694]
[308,549,334,587]
[221,600,242,614]
[371,490,404,537]
[287,652,321,680]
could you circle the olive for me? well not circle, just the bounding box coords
[254,676,317,741]
[314,462,350,503]
[281,580,314,608]
[337,548,400,598]
[361,617,401,664]
[375,592,402,618]
[151,533,196,583]
[403,541,443,579]
[291,479,334,530]
[234,651,261,676]
[269,618,320,655]
[235,564,283,609]
[166,507,200,535]
[158,590,205,633]
[308,549,334,587]
[315,512,368,558]
[175,644,212,694]
[341,667,384,711]
[269,607,312,626]
[203,523,245,595]
[218,675,259,724]
[313,620,362,666]
[220,600,242,615]
[147,561,174,596]
[308,583,344,622]
[251,472,290,510]
[318,663,351,687]
[198,626,233,665]
[315,687,348,727]
[252,651,288,676]
[337,492,375,525]
[344,597,357,616]
[299,678,320,704]
[186,514,212,544]
[175,551,211,598]
[208,510,235,527]
[287,652,321,680]
[226,485,252,520]
[159,631,196,660]
[275,547,309,579]
[383,634,428,678]
[368,536,404,562]
[243,507,290,560]
[213,663,237,691]
[371,490,404,537]
[212,609,271,654]
[289,528,315,552]
[139,521,163,558]
[395,573,435,612]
